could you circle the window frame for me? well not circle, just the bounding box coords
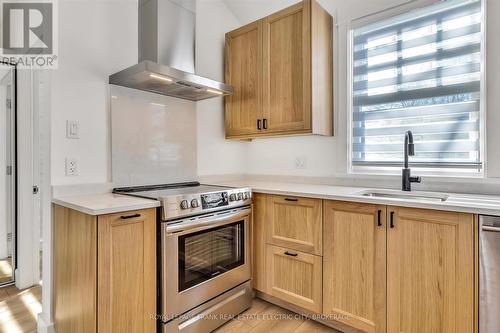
[346,0,486,178]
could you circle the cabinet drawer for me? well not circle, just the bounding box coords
[266,244,322,313]
[266,195,322,255]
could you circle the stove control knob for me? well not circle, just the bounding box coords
[191,199,200,208]
[229,193,237,202]
[180,200,190,210]
[244,192,250,199]
[237,193,244,200]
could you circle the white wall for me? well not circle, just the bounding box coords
[51,0,138,185]
[195,0,249,176]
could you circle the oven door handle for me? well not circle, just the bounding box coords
[165,208,251,234]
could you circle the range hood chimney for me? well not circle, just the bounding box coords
[109,0,233,101]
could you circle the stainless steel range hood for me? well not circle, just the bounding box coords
[109,0,233,101]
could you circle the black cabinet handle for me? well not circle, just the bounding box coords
[121,213,141,220]
[263,118,268,129]
[377,210,382,226]
[257,119,262,130]
[284,198,298,202]
[284,251,298,257]
[390,211,395,228]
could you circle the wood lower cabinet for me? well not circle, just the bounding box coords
[251,195,477,333]
[387,206,475,333]
[224,0,333,139]
[266,195,322,255]
[252,193,268,292]
[53,205,156,333]
[97,209,156,333]
[266,244,322,313]
[322,201,386,333]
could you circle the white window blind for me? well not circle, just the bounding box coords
[351,0,482,171]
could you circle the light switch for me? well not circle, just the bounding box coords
[66,120,79,139]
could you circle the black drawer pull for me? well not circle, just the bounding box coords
[390,211,395,228]
[284,198,298,202]
[377,210,382,226]
[263,118,268,129]
[121,213,141,220]
[257,119,262,130]
[284,251,298,257]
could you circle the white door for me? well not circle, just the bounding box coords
[0,63,16,285]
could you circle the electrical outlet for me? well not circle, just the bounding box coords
[294,156,307,169]
[65,158,79,176]
[66,120,80,139]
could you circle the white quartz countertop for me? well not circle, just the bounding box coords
[52,193,160,216]
[215,180,500,216]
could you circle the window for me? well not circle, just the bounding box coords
[350,0,483,175]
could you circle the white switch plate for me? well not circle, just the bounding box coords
[66,120,80,139]
[294,156,307,169]
[65,158,79,176]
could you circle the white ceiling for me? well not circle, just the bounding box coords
[221,0,301,25]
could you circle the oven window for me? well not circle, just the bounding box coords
[178,221,244,291]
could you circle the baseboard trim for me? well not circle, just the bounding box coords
[37,312,55,333]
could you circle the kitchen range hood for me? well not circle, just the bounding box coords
[109,0,233,101]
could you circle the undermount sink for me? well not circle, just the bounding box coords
[358,189,449,202]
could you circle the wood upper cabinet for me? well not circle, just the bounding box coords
[387,207,475,333]
[53,205,157,333]
[225,0,333,139]
[262,1,311,133]
[97,209,156,333]
[266,194,322,255]
[323,201,386,333]
[266,244,322,313]
[225,21,263,137]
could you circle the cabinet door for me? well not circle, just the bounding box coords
[252,193,267,292]
[323,201,386,333]
[266,195,322,255]
[266,244,322,312]
[97,209,156,333]
[262,0,311,133]
[387,207,475,333]
[225,21,263,138]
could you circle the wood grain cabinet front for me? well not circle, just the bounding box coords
[266,244,322,313]
[224,0,333,139]
[266,194,322,255]
[53,205,156,333]
[322,201,386,333]
[386,207,476,333]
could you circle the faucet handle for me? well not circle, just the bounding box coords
[409,176,421,183]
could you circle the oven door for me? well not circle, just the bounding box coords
[161,207,251,320]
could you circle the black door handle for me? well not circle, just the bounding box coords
[263,118,268,129]
[284,251,298,257]
[284,198,298,202]
[257,119,262,130]
[390,211,395,228]
[121,213,141,220]
[377,210,382,226]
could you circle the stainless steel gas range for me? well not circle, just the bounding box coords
[114,182,253,333]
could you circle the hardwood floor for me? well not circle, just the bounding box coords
[0,258,13,284]
[0,284,41,333]
[0,286,338,333]
[214,298,340,333]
